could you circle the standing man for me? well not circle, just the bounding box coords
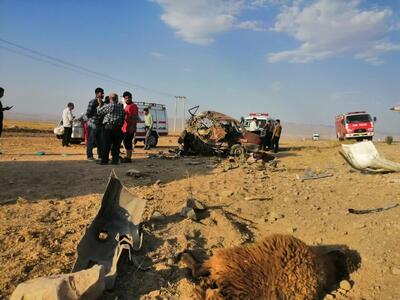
[121,91,138,163]
[271,119,282,153]
[97,93,125,165]
[0,87,13,141]
[62,102,74,147]
[85,87,104,161]
[261,119,272,151]
[249,117,259,132]
[263,119,274,151]
[143,107,153,150]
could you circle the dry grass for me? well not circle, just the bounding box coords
[3,119,56,131]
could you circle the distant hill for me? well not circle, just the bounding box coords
[6,112,59,122]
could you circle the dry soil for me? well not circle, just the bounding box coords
[0,127,399,299]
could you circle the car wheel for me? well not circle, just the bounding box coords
[230,144,245,157]
[148,134,158,148]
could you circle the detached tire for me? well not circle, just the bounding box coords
[230,144,245,157]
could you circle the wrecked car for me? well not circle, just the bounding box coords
[178,107,262,156]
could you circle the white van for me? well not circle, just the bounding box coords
[134,101,168,147]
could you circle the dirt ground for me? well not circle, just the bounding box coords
[0,128,399,299]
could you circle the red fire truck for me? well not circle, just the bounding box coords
[335,111,376,141]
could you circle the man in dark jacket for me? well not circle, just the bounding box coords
[261,119,273,151]
[85,87,104,161]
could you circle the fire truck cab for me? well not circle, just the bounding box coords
[335,111,375,141]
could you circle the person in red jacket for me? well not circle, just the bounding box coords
[121,91,138,163]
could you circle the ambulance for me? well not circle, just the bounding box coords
[243,113,273,132]
[134,101,168,147]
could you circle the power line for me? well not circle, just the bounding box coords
[0,37,176,98]
[0,45,115,83]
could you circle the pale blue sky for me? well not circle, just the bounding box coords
[1,0,400,132]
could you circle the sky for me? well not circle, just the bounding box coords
[1,0,400,133]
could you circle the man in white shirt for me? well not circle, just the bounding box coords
[249,117,259,132]
[62,102,74,147]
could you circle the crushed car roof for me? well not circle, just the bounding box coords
[197,111,239,123]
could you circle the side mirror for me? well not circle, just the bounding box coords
[373,117,377,122]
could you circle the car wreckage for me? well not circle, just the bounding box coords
[178,107,262,156]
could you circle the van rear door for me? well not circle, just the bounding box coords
[156,109,168,135]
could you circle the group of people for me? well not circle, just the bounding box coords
[61,87,154,165]
[249,118,282,153]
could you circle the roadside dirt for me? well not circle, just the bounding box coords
[0,132,399,299]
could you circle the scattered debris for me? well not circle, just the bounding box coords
[125,169,146,178]
[180,207,198,221]
[245,196,272,201]
[180,198,207,221]
[11,265,105,300]
[73,172,146,289]
[340,141,400,173]
[223,162,239,172]
[185,160,204,166]
[186,198,206,211]
[148,151,180,160]
[348,203,399,215]
[246,155,257,165]
[151,211,165,221]
[35,151,45,156]
[268,160,278,169]
[296,169,333,182]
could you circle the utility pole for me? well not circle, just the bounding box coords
[182,96,186,130]
[174,96,178,133]
[174,96,187,132]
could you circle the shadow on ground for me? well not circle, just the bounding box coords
[0,157,218,202]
